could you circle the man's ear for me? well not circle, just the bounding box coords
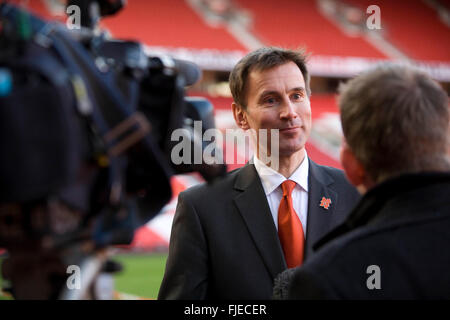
[232,102,250,130]
[340,140,367,193]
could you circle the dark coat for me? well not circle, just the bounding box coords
[158,159,360,299]
[274,172,450,300]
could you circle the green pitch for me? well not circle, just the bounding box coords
[112,253,168,299]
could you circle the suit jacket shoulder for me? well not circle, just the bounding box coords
[309,161,357,194]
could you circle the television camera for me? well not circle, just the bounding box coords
[0,0,226,299]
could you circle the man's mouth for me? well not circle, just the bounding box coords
[279,126,300,133]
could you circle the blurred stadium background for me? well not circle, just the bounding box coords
[1,0,449,299]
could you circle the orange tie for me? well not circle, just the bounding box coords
[278,180,305,268]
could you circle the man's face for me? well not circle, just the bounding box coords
[236,61,312,158]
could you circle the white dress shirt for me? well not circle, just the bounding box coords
[253,153,309,236]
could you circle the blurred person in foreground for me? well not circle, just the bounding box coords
[273,64,450,299]
[158,47,360,299]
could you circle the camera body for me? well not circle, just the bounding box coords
[0,1,225,299]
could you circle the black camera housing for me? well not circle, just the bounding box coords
[0,1,225,299]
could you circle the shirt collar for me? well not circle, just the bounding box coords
[253,152,309,196]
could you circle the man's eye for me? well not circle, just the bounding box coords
[291,93,303,100]
[263,97,277,105]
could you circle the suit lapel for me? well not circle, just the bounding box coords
[233,164,287,279]
[304,160,338,260]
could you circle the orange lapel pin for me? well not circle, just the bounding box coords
[320,197,331,210]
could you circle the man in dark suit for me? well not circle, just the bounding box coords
[274,64,450,299]
[158,47,360,300]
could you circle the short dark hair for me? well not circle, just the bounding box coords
[338,64,450,183]
[229,47,310,108]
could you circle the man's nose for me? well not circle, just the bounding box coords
[279,98,298,119]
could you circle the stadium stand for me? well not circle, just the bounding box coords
[342,0,450,61]
[100,0,246,51]
[235,0,387,58]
